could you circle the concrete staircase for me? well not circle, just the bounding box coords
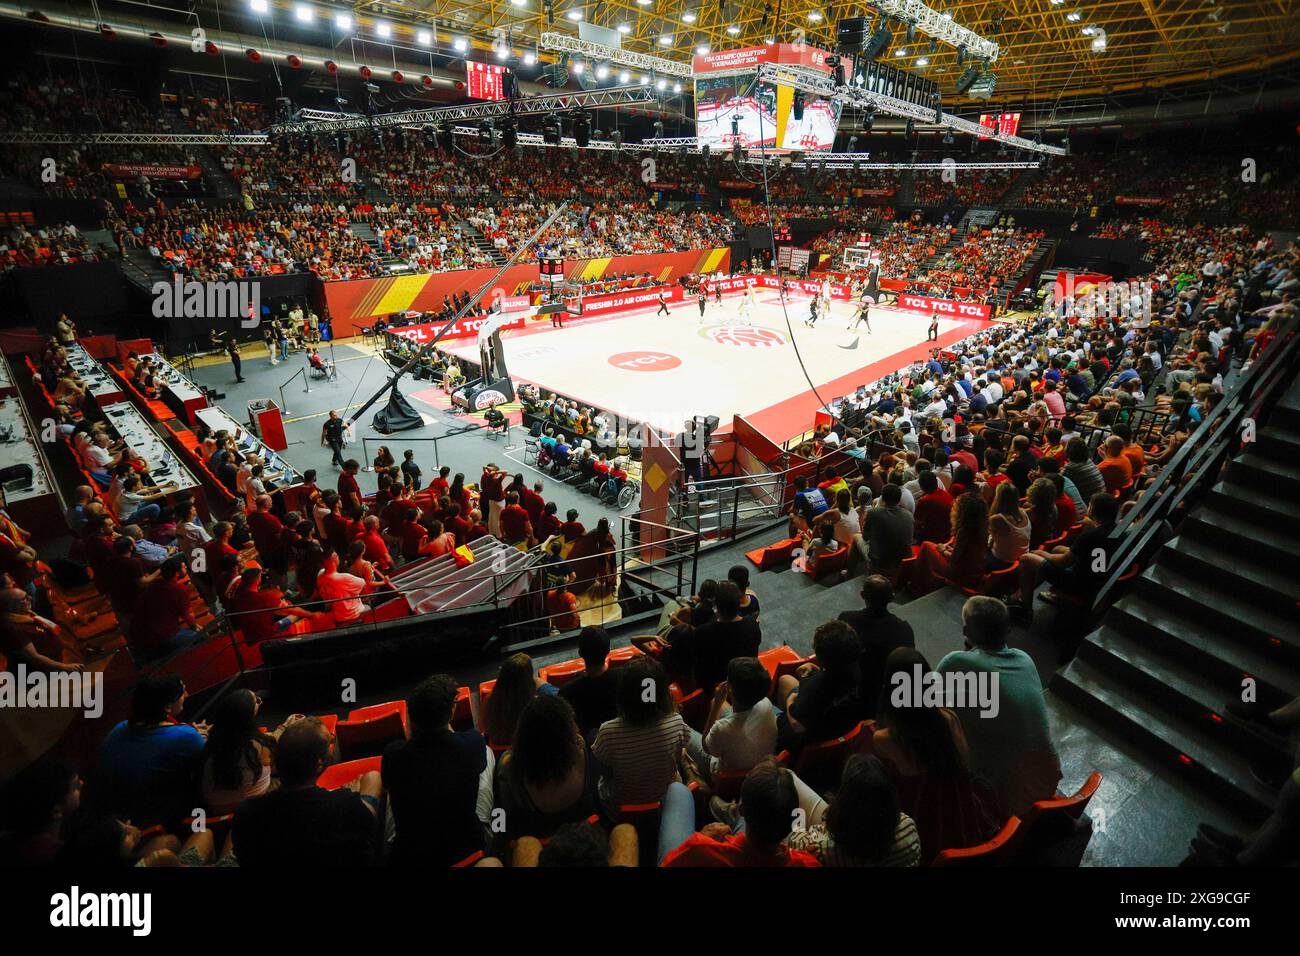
[160,110,241,201]
[1002,164,1045,207]
[1052,375,1300,822]
[452,212,508,266]
[347,221,405,271]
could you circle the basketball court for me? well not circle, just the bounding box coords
[439,287,992,442]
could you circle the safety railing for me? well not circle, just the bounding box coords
[360,423,492,472]
[1092,310,1299,612]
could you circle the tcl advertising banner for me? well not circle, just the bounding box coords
[706,274,852,299]
[390,312,525,344]
[568,285,685,315]
[896,293,992,320]
[1115,196,1167,207]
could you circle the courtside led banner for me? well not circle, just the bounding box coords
[389,312,525,343]
[569,285,685,315]
[896,293,992,320]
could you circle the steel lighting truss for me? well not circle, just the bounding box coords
[774,157,1041,170]
[540,32,694,78]
[448,125,662,152]
[268,85,660,136]
[873,0,1000,63]
[757,62,1064,155]
[0,132,269,146]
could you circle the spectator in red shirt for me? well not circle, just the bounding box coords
[128,556,200,661]
[203,521,240,607]
[536,501,562,540]
[247,494,285,570]
[660,759,820,867]
[229,566,317,642]
[396,507,428,560]
[423,519,457,559]
[913,472,955,544]
[322,495,352,555]
[480,464,507,537]
[104,535,154,621]
[558,510,586,541]
[444,503,473,546]
[358,515,393,571]
[499,491,532,545]
[430,465,451,501]
[338,460,363,512]
[521,481,546,529]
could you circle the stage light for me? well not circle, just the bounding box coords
[619,70,631,82]
[916,56,929,66]
[808,10,823,22]
[660,34,673,45]
[375,21,392,38]
[656,77,667,90]
[672,81,682,92]
[683,11,697,22]
[453,36,468,51]
[792,91,804,121]
[524,50,536,64]
[1066,9,1082,21]
[863,23,893,59]
[596,63,609,79]
[639,74,650,85]
[1091,34,1107,51]
[567,9,583,20]
[955,64,981,93]
[846,134,857,151]
[895,47,908,57]
[573,111,590,147]
[572,60,584,74]
[334,11,352,30]
[638,0,652,4]
[512,0,527,5]
[618,23,632,33]
[249,0,268,13]
[942,129,954,144]
[294,4,313,22]
[416,29,432,45]
[696,43,710,54]
[727,25,740,35]
[496,45,510,60]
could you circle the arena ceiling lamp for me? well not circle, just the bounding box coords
[249,0,269,14]
[334,11,352,31]
[416,28,432,46]
[294,4,313,23]
[375,21,392,39]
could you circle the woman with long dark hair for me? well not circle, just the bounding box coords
[479,653,557,750]
[784,754,921,867]
[910,493,990,594]
[492,694,599,852]
[872,647,997,862]
[199,689,278,816]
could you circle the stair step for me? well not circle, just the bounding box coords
[1133,563,1300,659]
[1205,480,1300,535]
[1051,656,1277,820]
[1158,534,1299,614]
[1108,591,1300,702]
[1181,508,1300,570]
[1079,625,1294,762]
[1253,424,1300,462]
[1228,452,1300,495]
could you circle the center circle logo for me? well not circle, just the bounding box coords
[608,350,682,372]
[704,326,787,348]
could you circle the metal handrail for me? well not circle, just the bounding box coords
[360,423,491,471]
[1092,311,1300,610]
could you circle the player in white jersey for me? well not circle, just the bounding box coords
[736,284,756,325]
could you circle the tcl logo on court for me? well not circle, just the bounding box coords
[707,326,786,348]
[608,351,682,371]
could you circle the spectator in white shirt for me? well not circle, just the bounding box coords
[314,551,368,625]
[686,657,778,784]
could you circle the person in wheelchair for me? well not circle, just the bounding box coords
[550,434,572,471]
[599,457,629,502]
[571,448,600,491]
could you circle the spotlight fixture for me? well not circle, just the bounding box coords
[573,110,590,147]
[792,91,805,121]
[294,4,313,22]
[862,23,893,59]
[334,11,352,30]
[375,21,391,38]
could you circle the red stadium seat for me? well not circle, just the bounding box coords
[932,816,1024,867]
[317,756,382,790]
[336,705,409,760]
[539,658,587,688]
[1024,771,1103,831]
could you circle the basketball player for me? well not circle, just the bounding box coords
[805,295,819,328]
[780,275,790,300]
[714,278,723,306]
[848,298,872,333]
[656,289,670,317]
[928,313,940,341]
[697,288,707,322]
[737,284,755,325]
